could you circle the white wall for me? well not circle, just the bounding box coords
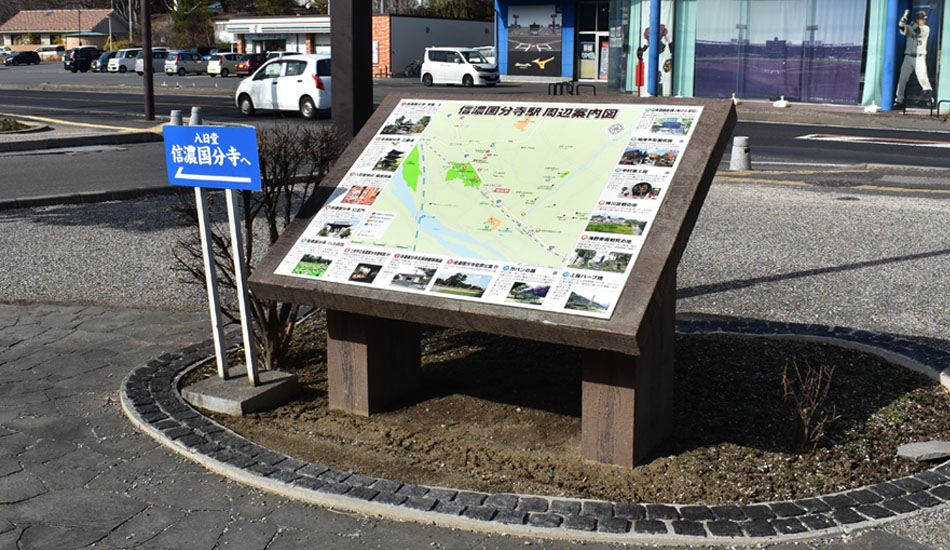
[390,16,492,74]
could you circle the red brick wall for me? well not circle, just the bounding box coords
[372,15,390,78]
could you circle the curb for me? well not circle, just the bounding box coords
[0,185,179,212]
[0,130,162,153]
[120,318,950,545]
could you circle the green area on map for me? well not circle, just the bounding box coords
[351,103,645,267]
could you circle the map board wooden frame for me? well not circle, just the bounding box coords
[249,94,736,466]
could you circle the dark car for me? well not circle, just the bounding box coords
[64,47,101,72]
[3,51,40,66]
[91,50,117,72]
[234,53,266,76]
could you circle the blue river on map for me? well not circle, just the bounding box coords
[388,161,507,260]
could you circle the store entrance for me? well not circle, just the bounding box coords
[576,1,609,81]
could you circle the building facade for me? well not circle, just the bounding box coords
[494,0,950,109]
[0,9,128,51]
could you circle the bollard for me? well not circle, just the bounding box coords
[169,109,183,126]
[188,106,202,126]
[729,136,751,171]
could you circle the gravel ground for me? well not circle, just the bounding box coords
[1,179,948,548]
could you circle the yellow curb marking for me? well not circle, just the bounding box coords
[0,112,164,133]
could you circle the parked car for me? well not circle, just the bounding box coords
[91,50,117,72]
[235,54,331,120]
[63,46,101,72]
[107,48,141,73]
[420,47,500,87]
[421,47,498,87]
[35,44,65,61]
[206,52,240,77]
[164,50,207,75]
[473,45,495,65]
[135,48,169,74]
[3,51,41,66]
[0,46,12,56]
[234,53,266,76]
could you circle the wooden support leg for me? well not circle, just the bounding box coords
[326,309,421,415]
[581,265,676,467]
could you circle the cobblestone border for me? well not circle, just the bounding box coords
[121,319,950,544]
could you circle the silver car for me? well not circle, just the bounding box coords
[164,51,207,76]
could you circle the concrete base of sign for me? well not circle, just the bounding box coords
[181,365,299,416]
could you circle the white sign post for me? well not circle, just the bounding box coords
[164,109,263,386]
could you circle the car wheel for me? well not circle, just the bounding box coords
[70,68,78,73]
[422,73,433,87]
[220,69,229,78]
[137,71,143,76]
[463,74,474,87]
[177,67,185,76]
[118,65,127,73]
[299,96,317,120]
[239,95,255,116]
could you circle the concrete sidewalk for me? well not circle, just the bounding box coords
[1,303,947,550]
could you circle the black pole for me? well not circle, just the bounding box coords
[141,0,154,120]
[330,0,372,139]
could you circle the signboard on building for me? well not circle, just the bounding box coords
[507,4,562,76]
[270,98,701,319]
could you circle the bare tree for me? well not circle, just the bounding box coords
[173,124,342,370]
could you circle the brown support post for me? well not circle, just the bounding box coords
[326,310,421,415]
[581,260,676,467]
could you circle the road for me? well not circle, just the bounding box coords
[2,61,950,200]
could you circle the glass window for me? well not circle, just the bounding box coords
[284,60,306,76]
[263,61,282,77]
[317,58,331,76]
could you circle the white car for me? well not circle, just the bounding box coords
[206,52,240,77]
[235,54,331,120]
[420,47,498,87]
[107,48,141,73]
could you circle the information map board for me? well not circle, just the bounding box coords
[273,98,701,319]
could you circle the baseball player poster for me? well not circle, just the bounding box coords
[894,5,940,108]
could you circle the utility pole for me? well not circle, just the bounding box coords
[330,0,372,138]
[142,0,154,120]
[77,9,81,46]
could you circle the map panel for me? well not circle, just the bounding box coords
[275,99,703,319]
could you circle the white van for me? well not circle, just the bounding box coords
[420,47,498,87]
[107,48,141,73]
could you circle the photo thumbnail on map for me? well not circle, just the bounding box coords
[357,137,415,173]
[291,254,333,278]
[605,168,666,201]
[568,249,633,273]
[348,263,383,284]
[317,218,359,239]
[635,107,699,136]
[381,114,432,136]
[620,182,661,200]
[619,146,679,168]
[431,268,494,299]
[505,281,550,306]
[585,213,648,236]
[342,186,381,206]
[649,116,694,136]
[389,266,438,291]
[563,285,613,314]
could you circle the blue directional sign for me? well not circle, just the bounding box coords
[163,125,262,191]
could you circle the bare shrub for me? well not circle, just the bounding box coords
[173,123,342,369]
[782,360,840,450]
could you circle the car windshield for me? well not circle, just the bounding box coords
[462,51,488,64]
